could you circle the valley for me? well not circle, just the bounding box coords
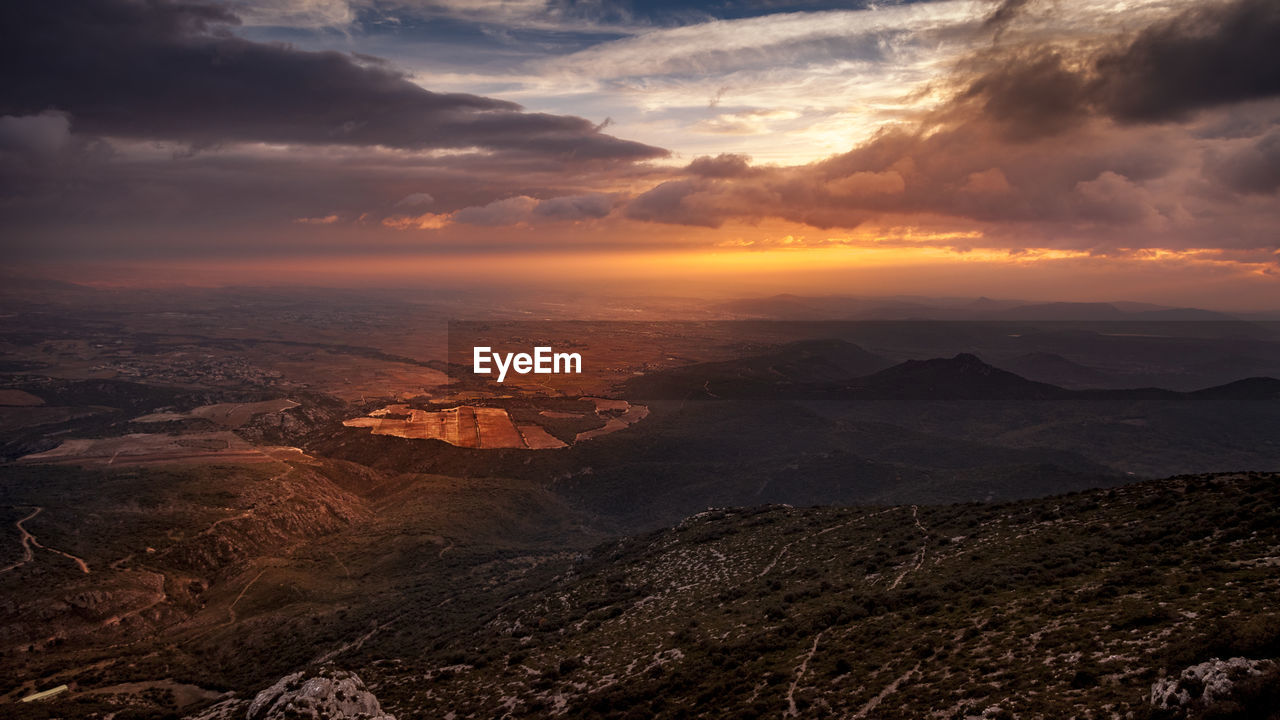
[1,285,1278,719]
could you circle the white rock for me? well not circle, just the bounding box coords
[1149,656,1271,710]
[245,667,395,720]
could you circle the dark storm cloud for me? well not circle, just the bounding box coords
[0,0,666,161]
[957,50,1090,140]
[4,0,1278,264]
[0,127,670,258]
[1092,0,1280,123]
[957,0,1280,141]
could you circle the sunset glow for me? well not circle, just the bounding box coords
[5,4,1280,714]
[2,0,1278,309]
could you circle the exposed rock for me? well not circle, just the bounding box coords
[246,667,395,720]
[1149,656,1273,711]
[185,667,393,720]
[238,398,346,446]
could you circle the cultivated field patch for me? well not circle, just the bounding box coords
[344,397,648,449]
[18,432,310,466]
[133,398,300,428]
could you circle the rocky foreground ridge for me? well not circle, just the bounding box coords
[1150,657,1278,717]
[190,667,394,720]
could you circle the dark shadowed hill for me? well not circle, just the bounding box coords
[995,301,1128,321]
[320,341,1280,529]
[845,353,1068,400]
[993,351,1117,388]
[339,472,1280,720]
[1189,376,1280,400]
[622,339,893,399]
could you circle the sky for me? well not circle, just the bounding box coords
[1,0,1279,308]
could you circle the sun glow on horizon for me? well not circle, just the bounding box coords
[24,238,1275,312]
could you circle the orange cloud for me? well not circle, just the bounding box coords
[382,212,452,230]
[293,214,340,225]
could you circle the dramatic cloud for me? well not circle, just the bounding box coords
[626,108,1277,248]
[2,0,1278,296]
[957,50,1091,140]
[617,0,1280,257]
[0,0,665,161]
[624,119,1189,236]
[1092,0,1280,122]
[958,0,1280,139]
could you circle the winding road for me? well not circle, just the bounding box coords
[0,506,90,575]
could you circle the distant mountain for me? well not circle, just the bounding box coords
[994,302,1128,321]
[599,341,1280,502]
[1190,376,1280,400]
[625,338,1280,408]
[968,295,1023,312]
[1185,354,1280,388]
[984,300,1239,320]
[712,294,865,319]
[847,353,1068,400]
[753,338,895,378]
[994,352,1117,388]
[626,344,1068,402]
[1129,307,1241,321]
[624,339,893,399]
[987,301,1239,321]
[711,294,1245,322]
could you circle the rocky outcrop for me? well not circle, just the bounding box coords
[1149,657,1274,712]
[187,667,393,720]
[246,668,395,720]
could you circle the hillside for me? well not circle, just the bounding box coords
[620,339,893,399]
[846,353,1068,400]
[981,351,1117,389]
[348,472,1280,720]
[3,299,1280,720]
